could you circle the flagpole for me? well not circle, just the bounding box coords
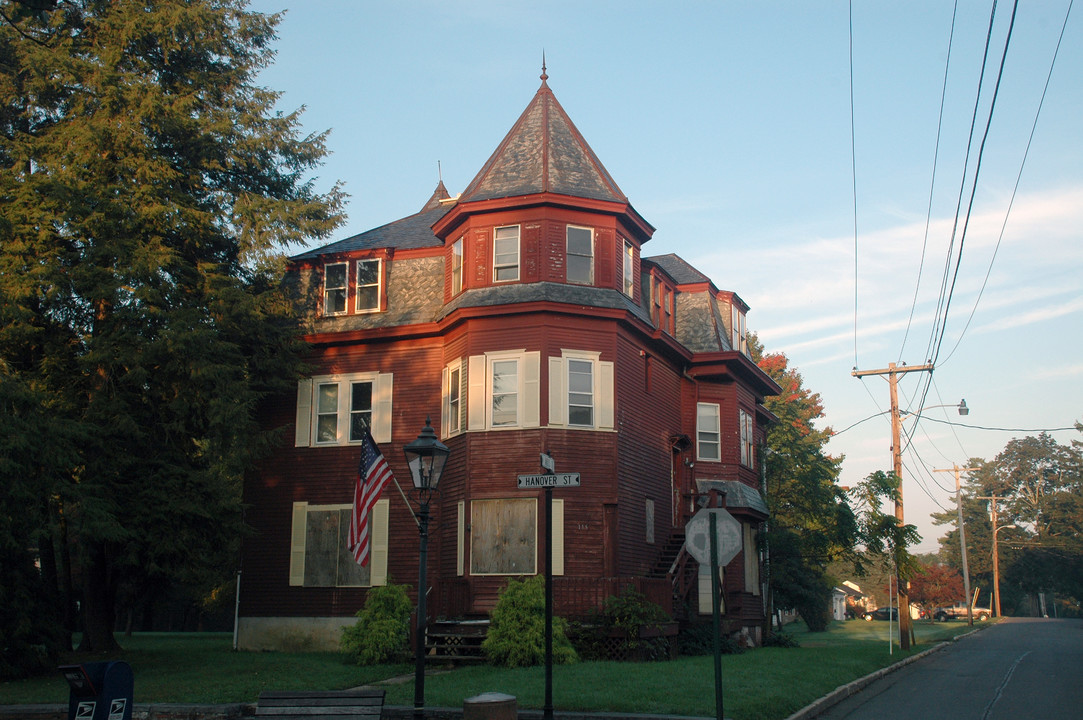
[393,477,421,528]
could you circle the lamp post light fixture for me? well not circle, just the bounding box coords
[403,417,450,720]
[900,399,969,419]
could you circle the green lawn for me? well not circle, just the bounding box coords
[0,620,986,720]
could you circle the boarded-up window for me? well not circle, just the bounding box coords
[470,498,536,575]
[304,508,369,587]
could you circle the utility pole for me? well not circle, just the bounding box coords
[933,465,978,625]
[852,362,933,650]
[977,494,1008,617]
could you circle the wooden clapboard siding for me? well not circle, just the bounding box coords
[611,332,683,576]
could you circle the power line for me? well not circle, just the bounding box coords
[915,0,1021,423]
[931,0,1021,371]
[910,416,1078,433]
[899,0,960,363]
[939,0,1076,364]
[849,0,860,370]
[922,1,1000,375]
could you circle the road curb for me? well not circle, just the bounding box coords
[783,627,986,720]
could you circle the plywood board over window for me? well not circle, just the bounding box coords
[470,498,536,575]
[289,500,388,588]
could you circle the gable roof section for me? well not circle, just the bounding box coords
[458,76,627,205]
[292,183,452,260]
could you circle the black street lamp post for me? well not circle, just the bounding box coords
[403,418,450,720]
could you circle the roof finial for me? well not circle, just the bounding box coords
[540,50,548,84]
[438,160,442,183]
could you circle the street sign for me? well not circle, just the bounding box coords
[540,453,555,471]
[685,507,742,566]
[517,472,581,488]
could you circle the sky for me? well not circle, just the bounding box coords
[247,1,1082,554]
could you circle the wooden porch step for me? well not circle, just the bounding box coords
[425,619,489,661]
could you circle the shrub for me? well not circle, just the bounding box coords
[341,582,412,665]
[575,585,674,661]
[762,630,800,648]
[482,576,577,667]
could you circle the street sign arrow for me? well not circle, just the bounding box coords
[517,472,581,488]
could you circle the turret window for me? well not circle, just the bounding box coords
[451,237,463,295]
[622,239,634,297]
[494,226,520,282]
[567,226,594,285]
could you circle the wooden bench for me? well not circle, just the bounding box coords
[256,689,385,720]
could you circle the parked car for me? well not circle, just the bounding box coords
[863,606,900,622]
[934,602,991,622]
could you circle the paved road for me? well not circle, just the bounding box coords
[814,617,1083,720]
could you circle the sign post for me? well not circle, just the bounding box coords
[685,507,742,720]
[709,513,724,720]
[523,453,580,720]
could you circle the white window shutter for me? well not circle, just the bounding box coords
[289,502,307,586]
[295,379,313,447]
[369,499,390,586]
[524,351,540,427]
[553,499,565,576]
[373,373,393,444]
[457,501,465,576]
[468,355,485,430]
[548,357,564,426]
[599,361,615,430]
[440,365,450,439]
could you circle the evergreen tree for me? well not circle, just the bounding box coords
[749,334,857,631]
[0,0,344,654]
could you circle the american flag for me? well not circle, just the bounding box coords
[347,429,394,566]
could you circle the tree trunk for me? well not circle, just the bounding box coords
[78,542,120,652]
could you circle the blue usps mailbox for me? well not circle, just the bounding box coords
[61,661,133,720]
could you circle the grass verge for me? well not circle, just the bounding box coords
[0,620,986,720]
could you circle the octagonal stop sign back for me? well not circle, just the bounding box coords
[685,507,742,566]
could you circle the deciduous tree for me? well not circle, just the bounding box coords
[908,563,964,610]
[749,335,857,632]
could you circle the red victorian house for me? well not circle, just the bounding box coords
[238,73,780,651]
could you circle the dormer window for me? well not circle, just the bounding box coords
[323,262,347,316]
[355,259,381,313]
[731,305,747,355]
[567,226,593,285]
[494,226,519,282]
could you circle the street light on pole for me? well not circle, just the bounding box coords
[403,417,450,720]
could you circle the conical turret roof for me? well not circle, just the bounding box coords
[458,72,627,205]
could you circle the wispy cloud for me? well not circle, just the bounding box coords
[974,296,1083,333]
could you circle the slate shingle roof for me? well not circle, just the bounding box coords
[646,253,712,286]
[291,183,452,260]
[458,77,626,205]
[436,282,651,325]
